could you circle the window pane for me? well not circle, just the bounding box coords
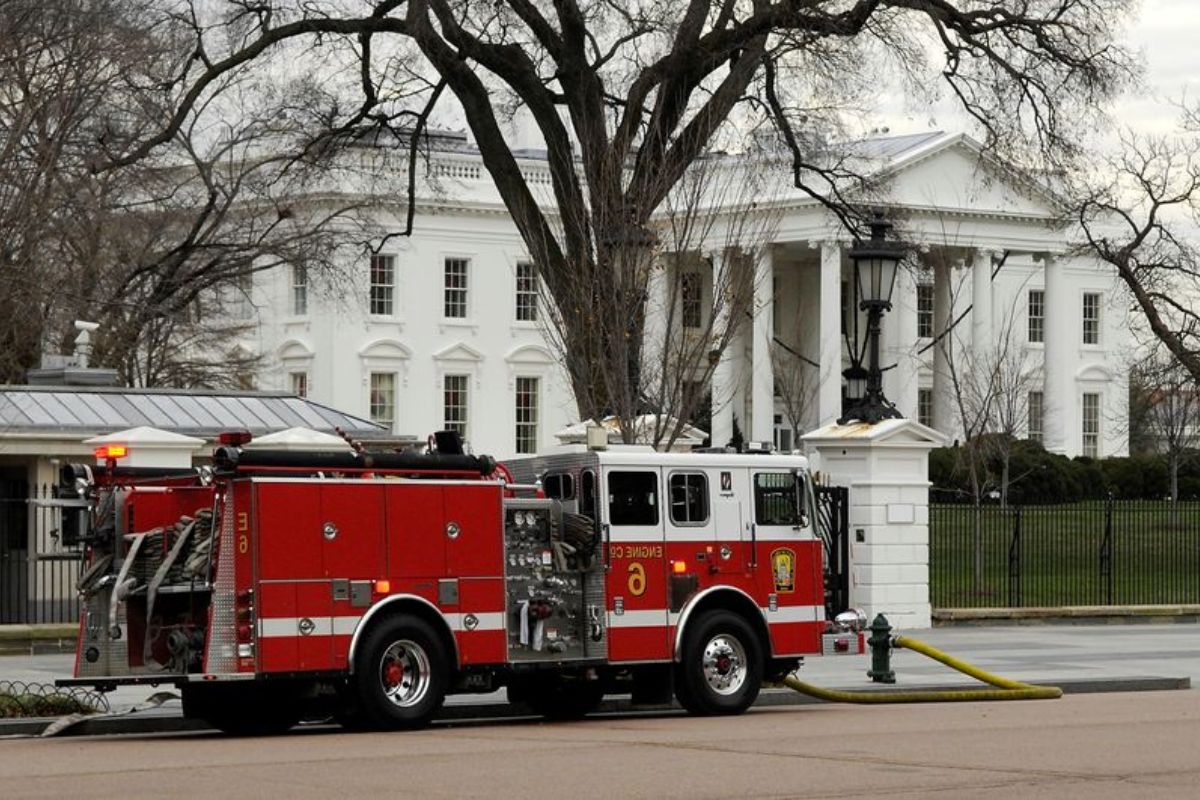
[1028,391,1044,442]
[370,254,395,315]
[292,264,308,316]
[608,471,658,526]
[289,371,308,398]
[515,262,538,322]
[544,473,574,500]
[515,376,539,454]
[445,258,468,318]
[369,372,395,431]
[669,473,709,525]
[917,284,933,338]
[443,374,468,437]
[1028,290,1044,343]
[918,388,933,428]
[1082,292,1101,345]
[754,472,802,526]
[680,271,702,329]
[1082,392,1100,458]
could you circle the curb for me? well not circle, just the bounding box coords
[934,606,1200,626]
[1,675,1189,738]
[0,625,78,656]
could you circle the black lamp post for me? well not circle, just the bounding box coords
[839,212,906,425]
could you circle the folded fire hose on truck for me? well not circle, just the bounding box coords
[779,633,1062,704]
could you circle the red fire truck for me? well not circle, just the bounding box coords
[57,433,864,733]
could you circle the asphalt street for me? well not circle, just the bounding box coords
[6,623,1200,713]
[2,691,1199,799]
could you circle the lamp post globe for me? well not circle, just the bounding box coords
[840,212,907,425]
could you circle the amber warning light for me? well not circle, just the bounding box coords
[93,445,127,460]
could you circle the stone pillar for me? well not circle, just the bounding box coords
[1041,253,1069,454]
[709,250,734,447]
[803,419,946,629]
[817,241,842,427]
[931,260,955,438]
[971,249,993,353]
[751,247,776,443]
[884,266,918,418]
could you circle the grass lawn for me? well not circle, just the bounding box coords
[930,501,1200,608]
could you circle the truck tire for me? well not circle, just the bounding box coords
[353,614,448,730]
[182,684,299,736]
[510,676,605,720]
[673,609,763,716]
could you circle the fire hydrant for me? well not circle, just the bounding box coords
[866,613,895,684]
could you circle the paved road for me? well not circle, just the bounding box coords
[6,623,1199,712]
[3,691,1199,799]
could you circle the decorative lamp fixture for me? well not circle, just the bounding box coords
[840,212,907,425]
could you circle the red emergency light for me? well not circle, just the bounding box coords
[93,445,128,460]
[218,430,253,446]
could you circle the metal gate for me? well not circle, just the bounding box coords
[0,479,82,624]
[814,484,850,618]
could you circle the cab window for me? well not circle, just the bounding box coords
[543,472,575,500]
[580,470,597,518]
[669,472,709,525]
[608,471,658,526]
[754,472,803,526]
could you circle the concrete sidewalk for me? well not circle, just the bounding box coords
[1,622,1195,736]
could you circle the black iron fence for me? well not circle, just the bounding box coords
[0,484,82,625]
[931,498,1200,608]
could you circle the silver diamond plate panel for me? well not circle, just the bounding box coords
[203,494,239,674]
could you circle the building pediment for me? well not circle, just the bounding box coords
[877,134,1066,221]
[433,342,485,362]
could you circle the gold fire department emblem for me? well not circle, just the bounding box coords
[770,548,796,593]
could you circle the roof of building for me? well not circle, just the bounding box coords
[0,385,388,440]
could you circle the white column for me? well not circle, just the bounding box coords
[971,249,993,353]
[931,260,954,437]
[886,267,919,418]
[817,242,842,427]
[1041,253,1070,454]
[643,258,669,379]
[709,250,734,447]
[751,247,776,443]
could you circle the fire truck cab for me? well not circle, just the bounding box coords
[58,435,864,733]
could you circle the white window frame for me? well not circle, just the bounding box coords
[916,284,934,339]
[443,373,469,439]
[291,263,308,317]
[1082,291,1102,346]
[289,371,309,398]
[369,371,398,433]
[918,387,933,428]
[1028,390,1044,443]
[515,261,538,323]
[514,375,539,454]
[1028,289,1045,344]
[680,270,702,330]
[1082,392,1100,458]
[369,254,396,317]
[443,257,470,320]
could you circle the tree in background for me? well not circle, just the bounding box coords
[0,1,373,387]
[1135,354,1200,502]
[99,0,1134,421]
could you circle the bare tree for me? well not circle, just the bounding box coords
[1136,354,1200,502]
[1076,118,1200,387]
[0,1,375,387]
[96,0,1134,421]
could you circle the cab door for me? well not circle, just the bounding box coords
[709,467,750,574]
[603,467,668,661]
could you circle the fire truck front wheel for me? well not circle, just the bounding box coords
[354,614,449,730]
[674,610,764,716]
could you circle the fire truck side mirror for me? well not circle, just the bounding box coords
[792,469,809,530]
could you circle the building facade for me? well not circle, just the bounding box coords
[244,131,1129,460]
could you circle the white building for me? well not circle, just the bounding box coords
[244,130,1129,460]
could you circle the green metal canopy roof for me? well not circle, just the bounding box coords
[0,385,388,440]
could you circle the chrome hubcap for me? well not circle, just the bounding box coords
[702,634,747,695]
[379,639,431,708]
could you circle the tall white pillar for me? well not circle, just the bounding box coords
[643,258,669,373]
[709,250,734,447]
[1041,253,1070,454]
[817,242,842,427]
[971,249,993,353]
[886,266,919,418]
[931,260,955,438]
[751,247,776,443]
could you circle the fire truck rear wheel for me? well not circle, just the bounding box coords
[674,609,763,716]
[354,614,448,730]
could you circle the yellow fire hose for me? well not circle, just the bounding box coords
[778,635,1062,703]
